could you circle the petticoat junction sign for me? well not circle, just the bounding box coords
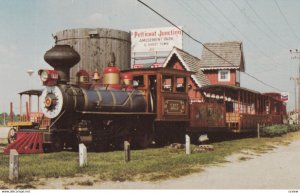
[131,26,183,53]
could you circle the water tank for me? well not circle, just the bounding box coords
[53,28,131,83]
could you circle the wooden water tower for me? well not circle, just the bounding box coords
[53,28,131,83]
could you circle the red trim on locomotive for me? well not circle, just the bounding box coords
[38,69,59,86]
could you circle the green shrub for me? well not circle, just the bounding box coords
[287,124,300,132]
[261,124,300,137]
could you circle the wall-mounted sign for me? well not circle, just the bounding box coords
[164,99,185,114]
[131,26,183,53]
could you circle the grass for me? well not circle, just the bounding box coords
[0,130,299,183]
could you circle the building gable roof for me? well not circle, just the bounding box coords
[163,47,210,87]
[200,41,245,71]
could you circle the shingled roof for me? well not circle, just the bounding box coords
[200,41,245,71]
[163,47,210,87]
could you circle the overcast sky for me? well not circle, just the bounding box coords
[0,0,299,113]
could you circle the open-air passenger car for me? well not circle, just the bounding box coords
[188,85,287,133]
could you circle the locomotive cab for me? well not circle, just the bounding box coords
[123,68,193,121]
[123,68,193,145]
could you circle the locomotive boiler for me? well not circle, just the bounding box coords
[41,45,146,118]
[38,45,154,151]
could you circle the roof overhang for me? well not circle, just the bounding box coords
[19,89,43,96]
[198,84,260,94]
[162,47,202,88]
[201,66,239,70]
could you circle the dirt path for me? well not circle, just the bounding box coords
[92,138,300,189]
[19,136,300,189]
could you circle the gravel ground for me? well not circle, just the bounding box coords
[92,137,300,189]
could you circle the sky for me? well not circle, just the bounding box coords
[0,0,300,113]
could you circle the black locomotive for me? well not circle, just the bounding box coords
[37,45,161,151]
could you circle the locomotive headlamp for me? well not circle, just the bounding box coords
[38,69,59,86]
[44,94,57,108]
[44,96,52,107]
[40,70,49,82]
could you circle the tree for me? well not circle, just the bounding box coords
[0,112,9,126]
[0,112,20,126]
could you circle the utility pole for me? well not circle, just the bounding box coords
[3,112,6,126]
[290,49,300,124]
[290,77,298,123]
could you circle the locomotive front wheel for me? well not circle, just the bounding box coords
[7,127,17,144]
[52,136,63,152]
[43,143,53,153]
[133,127,153,149]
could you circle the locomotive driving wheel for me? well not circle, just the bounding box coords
[52,137,63,152]
[132,119,154,149]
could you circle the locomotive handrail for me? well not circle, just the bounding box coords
[48,110,66,131]
[37,114,45,130]
[76,111,156,115]
[96,90,145,108]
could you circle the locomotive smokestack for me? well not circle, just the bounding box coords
[44,45,80,83]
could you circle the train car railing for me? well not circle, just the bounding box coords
[29,112,50,129]
[226,113,274,132]
[190,102,226,129]
[225,112,240,131]
[226,112,239,123]
[270,114,282,125]
[9,113,50,129]
[239,114,269,132]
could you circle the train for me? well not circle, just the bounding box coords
[4,45,287,154]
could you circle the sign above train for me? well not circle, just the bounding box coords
[281,92,289,102]
[131,26,183,53]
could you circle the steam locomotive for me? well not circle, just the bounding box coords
[4,44,287,154]
[14,44,191,152]
[37,45,158,151]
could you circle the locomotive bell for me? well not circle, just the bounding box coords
[92,69,101,81]
[44,45,80,83]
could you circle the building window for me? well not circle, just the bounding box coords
[218,70,230,82]
[236,70,240,84]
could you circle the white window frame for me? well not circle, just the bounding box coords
[236,70,240,83]
[218,70,230,82]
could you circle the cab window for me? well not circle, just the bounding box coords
[162,75,172,92]
[176,77,186,92]
[133,75,144,87]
